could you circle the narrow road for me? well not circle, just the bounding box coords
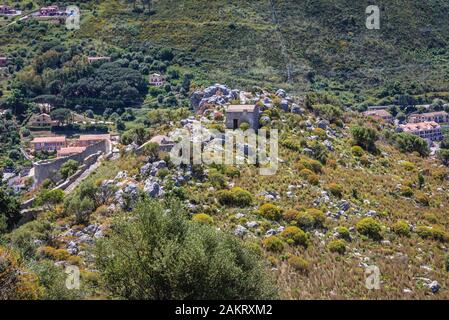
[0,10,39,30]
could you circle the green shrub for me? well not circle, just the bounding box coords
[258,203,282,221]
[415,225,449,243]
[401,161,415,171]
[327,239,346,254]
[298,159,323,174]
[296,212,314,230]
[283,209,300,222]
[415,192,430,206]
[34,189,64,208]
[217,187,253,207]
[326,183,343,198]
[208,169,227,188]
[95,199,278,299]
[192,213,214,225]
[306,208,326,228]
[288,255,310,273]
[350,125,378,152]
[299,169,319,185]
[335,226,351,241]
[239,122,250,131]
[281,226,309,247]
[400,186,414,197]
[351,145,364,157]
[60,159,79,179]
[391,220,411,237]
[356,217,383,240]
[262,236,284,253]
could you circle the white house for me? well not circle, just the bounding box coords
[149,73,166,86]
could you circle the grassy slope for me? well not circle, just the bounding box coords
[73,0,449,98]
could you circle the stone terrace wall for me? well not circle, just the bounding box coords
[34,139,110,186]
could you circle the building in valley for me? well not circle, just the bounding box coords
[57,147,86,158]
[31,136,67,152]
[399,121,443,142]
[87,56,111,64]
[38,5,64,16]
[28,113,59,127]
[362,109,394,122]
[408,111,449,124]
[225,104,260,130]
[0,56,8,67]
[0,5,15,15]
[149,73,166,86]
[74,134,111,147]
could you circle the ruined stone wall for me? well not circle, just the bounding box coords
[34,139,110,186]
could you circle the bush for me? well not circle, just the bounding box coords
[306,208,326,228]
[297,159,323,174]
[217,187,253,207]
[283,209,300,222]
[296,212,314,230]
[326,183,343,198]
[389,132,430,157]
[239,122,250,131]
[351,145,364,157]
[400,186,413,197]
[299,169,319,185]
[281,226,309,247]
[262,236,284,253]
[335,226,351,241]
[391,220,411,237]
[356,217,383,240]
[327,239,346,254]
[60,159,79,180]
[0,246,42,299]
[95,199,277,299]
[192,213,213,225]
[415,192,430,206]
[350,125,378,152]
[288,255,310,273]
[415,225,449,243]
[208,169,227,189]
[401,161,415,171]
[258,203,282,221]
[34,189,64,208]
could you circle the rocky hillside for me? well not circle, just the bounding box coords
[2,85,449,299]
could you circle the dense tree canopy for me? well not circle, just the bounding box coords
[96,199,277,299]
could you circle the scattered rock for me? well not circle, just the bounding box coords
[246,221,259,229]
[144,180,163,198]
[339,200,350,212]
[234,225,248,237]
[275,89,286,98]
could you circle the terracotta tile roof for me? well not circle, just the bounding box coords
[78,134,111,141]
[57,147,86,156]
[409,111,448,118]
[31,136,66,143]
[227,105,257,113]
[400,121,440,131]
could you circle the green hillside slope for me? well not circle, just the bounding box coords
[74,0,449,97]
